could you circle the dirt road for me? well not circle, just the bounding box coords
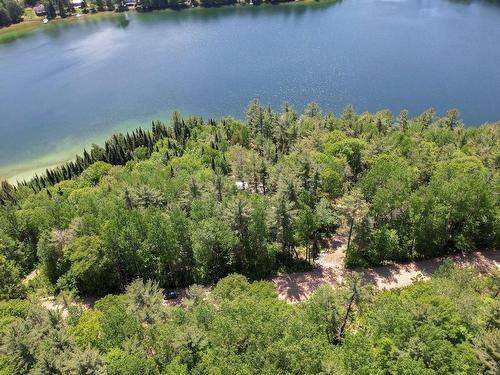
[38,237,499,310]
[273,236,499,303]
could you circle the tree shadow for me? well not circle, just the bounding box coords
[273,265,345,302]
[274,241,498,300]
[358,249,499,289]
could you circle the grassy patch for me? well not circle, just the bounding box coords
[23,8,39,21]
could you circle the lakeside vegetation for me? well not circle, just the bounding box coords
[0,101,498,373]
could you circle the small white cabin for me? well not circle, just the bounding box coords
[71,0,84,8]
[33,4,46,16]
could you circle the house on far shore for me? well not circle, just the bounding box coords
[124,0,137,7]
[33,4,46,16]
[70,0,85,8]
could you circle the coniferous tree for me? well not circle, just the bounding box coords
[258,160,268,195]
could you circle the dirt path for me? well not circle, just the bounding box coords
[22,268,38,285]
[273,236,499,303]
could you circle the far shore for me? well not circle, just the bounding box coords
[0,11,122,42]
[0,0,335,43]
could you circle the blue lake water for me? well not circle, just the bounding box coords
[1,0,500,180]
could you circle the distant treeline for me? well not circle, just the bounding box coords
[86,0,331,14]
[135,0,304,12]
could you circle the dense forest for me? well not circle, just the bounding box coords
[0,101,499,373]
[0,265,499,374]
[1,101,499,299]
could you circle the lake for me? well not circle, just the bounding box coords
[1,0,500,181]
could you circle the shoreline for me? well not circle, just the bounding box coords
[2,160,72,184]
[0,103,189,183]
[0,113,168,183]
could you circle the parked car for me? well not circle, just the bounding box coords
[163,290,177,300]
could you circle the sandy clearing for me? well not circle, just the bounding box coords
[22,268,39,285]
[273,236,499,303]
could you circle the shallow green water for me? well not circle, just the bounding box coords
[1,0,500,181]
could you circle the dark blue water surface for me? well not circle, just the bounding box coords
[1,0,500,179]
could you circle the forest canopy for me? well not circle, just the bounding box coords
[0,101,498,298]
[0,265,499,374]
